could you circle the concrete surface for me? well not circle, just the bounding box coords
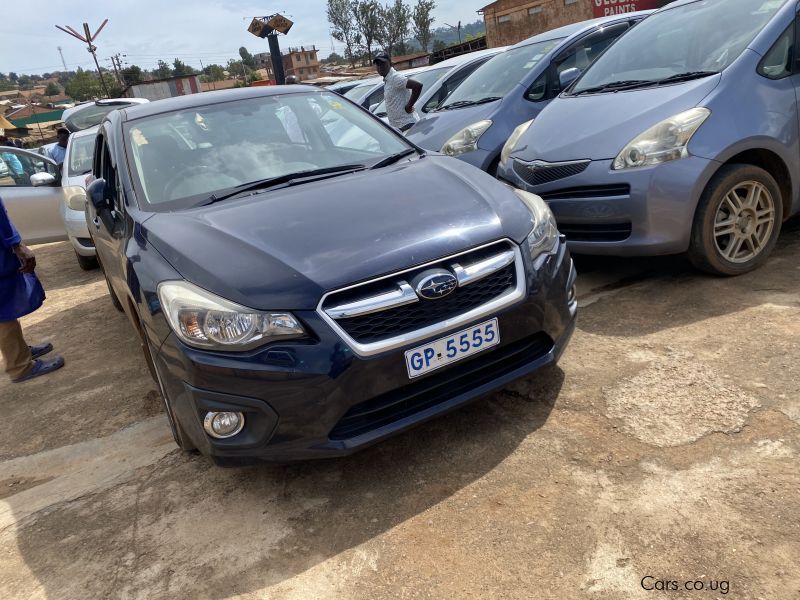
[0,223,798,599]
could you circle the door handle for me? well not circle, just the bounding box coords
[92,217,101,230]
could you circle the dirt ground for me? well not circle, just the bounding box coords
[0,224,798,600]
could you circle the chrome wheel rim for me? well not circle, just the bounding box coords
[713,180,775,264]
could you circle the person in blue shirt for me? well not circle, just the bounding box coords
[0,195,64,382]
[47,128,70,167]
[0,137,25,184]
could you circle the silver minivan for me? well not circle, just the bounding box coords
[499,0,800,275]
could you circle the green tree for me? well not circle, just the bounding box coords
[321,52,345,64]
[239,47,257,70]
[154,60,172,79]
[432,38,447,52]
[377,0,411,56]
[121,65,144,87]
[203,64,226,81]
[17,75,33,90]
[327,0,362,67]
[412,0,436,52]
[45,81,60,97]
[172,58,194,77]
[64,69,104,101]
[355,0,382,60]
[8,72,18,82]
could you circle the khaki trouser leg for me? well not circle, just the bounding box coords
[0,319,33,380]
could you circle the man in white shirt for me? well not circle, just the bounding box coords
[373,52,423,132]
[47,128,70,167]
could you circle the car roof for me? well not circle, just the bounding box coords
[433,47,507,69]
[510,10,654,49]
[69,124,101,139]
[62,97,149,121]
[118,86,327,121]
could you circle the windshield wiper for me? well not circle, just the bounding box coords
[370,148,418,169]
[573,71,719,96]
[438,96,502,111]
[199,164,367,206]
[656,71,719,85]
[572,80,653,95]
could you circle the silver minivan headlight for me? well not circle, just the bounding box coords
[158,280,304,351]
[441,120,492,156]
[613,108,710,170]
[514,189,559,258]
[501,119,534,165]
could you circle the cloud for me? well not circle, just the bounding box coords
[0,0,489,75]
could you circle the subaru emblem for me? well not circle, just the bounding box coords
[413,269,458,300]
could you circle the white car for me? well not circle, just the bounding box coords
[60,126,99,269]
[62,98,149,133]
[0,148,64,243]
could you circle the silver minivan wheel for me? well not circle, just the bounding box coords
[689,164,783,276]
[713,181,775,263]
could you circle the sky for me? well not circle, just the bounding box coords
[0,0,490,76]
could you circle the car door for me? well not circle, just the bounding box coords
[0,148,65,244]
[87,131,127,294]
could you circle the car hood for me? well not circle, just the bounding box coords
[511,76,721,162]
[406,100,502,152]
[144,156,533,310]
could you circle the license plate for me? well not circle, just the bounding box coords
[404,318,500,379]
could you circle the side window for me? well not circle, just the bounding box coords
[100,141,123,212]
[553,23,630,80]
[319,102,382,153]
[758,23,793,79]
[365,88,384,110]
[525,71,548,102]
[0,149,55,187]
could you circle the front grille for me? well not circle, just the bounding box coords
[329,333,553,440]
[513,159,590,186]
[539,184,631,201]
[559,222,632,242]
[336,265,515,344]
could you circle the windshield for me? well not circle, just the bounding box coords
[373,67,450,114]
[124,91,410,209]
[344,82,378,100]
[65,102,138,132]
[439,38,563,108]
[573,0,788,93]
[67,134,96,177]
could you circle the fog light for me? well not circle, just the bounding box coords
[567,284,577,305]
[203,411,245,439]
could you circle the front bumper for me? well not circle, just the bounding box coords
[497,156,719,256]
[60,205,95,256]
[153,240,576,462]
[452,146,498,173]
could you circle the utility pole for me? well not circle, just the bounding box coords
[445,21,462,44]
[109,54,122,86]
[57,46,68,72]
[55,19,111,97]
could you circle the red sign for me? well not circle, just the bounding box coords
[592,0,662,17]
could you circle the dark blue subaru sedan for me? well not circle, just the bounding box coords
[85,86,576,464]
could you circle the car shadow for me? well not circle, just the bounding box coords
[574,217,800,338]
[6,368,563,597]
[28,241,102,292]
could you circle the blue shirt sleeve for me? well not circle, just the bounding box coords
[0,196,22,249]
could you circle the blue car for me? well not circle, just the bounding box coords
[406,12,651,174]
[498,0,799,276]
[85,86,576,463]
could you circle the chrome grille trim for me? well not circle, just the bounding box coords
[316,239,527,358]
[325,282,418,319]
[452,249,515,287]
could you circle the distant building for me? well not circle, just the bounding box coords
[390,52,430,70]
[480,0,668,47]
[123,75,202,101]
[253,52,272,69]
[282,46,320,81]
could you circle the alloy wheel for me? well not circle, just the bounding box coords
[713,180,775,264]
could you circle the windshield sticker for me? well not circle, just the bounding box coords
[756,0,783,13]
[327,99,344,110]
[130,128,148,146]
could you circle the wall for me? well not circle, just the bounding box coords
[483,0,591,47]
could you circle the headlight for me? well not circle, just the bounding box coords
[157,280,304,351]
[63,186,87,211]
[501,119,534,165]
[514,189,559,258]
[441,120,492,156]
[613,108,710,170]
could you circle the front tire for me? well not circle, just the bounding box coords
[689,164,782,276]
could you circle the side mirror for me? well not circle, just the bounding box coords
[30,172,56,187]
[559,68,582,91]
[87,177,111,212]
